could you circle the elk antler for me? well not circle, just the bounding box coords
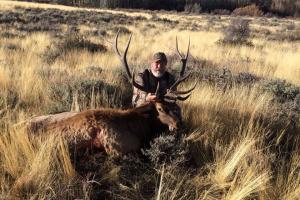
[114,30,132,79]
[163,73,197,102]
[159,37,194,103]
[113,30,147,92]
[176,36,190,77]
[169,72,191,91]
[163,81,197,102]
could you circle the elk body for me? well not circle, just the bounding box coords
[30,102,182,156]
[28,31,196,156]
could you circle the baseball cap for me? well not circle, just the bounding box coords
[152,52,167,63]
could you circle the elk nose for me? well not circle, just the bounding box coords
[169,126,175,131]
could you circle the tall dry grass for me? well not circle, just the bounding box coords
[0,1,299,199]
[0,123,78,199]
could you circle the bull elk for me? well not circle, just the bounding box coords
[28,32,196,156]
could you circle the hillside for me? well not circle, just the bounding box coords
[0,1,300,199]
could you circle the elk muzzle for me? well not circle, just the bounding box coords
[168,119,183,131]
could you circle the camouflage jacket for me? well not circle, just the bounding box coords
[132,69,176,107]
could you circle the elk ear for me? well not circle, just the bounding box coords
[134,103,155,117]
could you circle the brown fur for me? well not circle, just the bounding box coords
[29,102,181,156]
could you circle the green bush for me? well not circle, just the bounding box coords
[219,18,253,46]
[61,35,107,53]
[263,79,300,102]
[184,3,202,14]
[42,34,107,64]
[142,134,191,168]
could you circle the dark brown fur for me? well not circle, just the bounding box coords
[29,102,181,156]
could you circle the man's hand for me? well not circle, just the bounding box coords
[146,94,158,102]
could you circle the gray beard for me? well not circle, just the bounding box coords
[152,70,164,78]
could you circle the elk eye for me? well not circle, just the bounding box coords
[158,108,164,112]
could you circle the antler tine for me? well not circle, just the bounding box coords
[163,92,191,102]
[176,94,191,101]
[155,82,160,97]
[164,98,176,103]
[180,37,190,77]
[162,37,193,103]
[176,36,190,59]
[175,36,182,58]
[176,36,190,77]
[163,92,193,103]
[173,81,197,95]
[123,33,132,65]
[163,93,178,103]
[114,30,121,57]
[186,37,190,60]
[113,29,133,79]
[132,73,147,92]
[169,72,191,91]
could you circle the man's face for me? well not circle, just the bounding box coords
[151,60,167,78]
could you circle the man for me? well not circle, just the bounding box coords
[132,52,176,107]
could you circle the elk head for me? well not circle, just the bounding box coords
[153,101,182,131]
[152,73,196,131]
[137,78,195,132]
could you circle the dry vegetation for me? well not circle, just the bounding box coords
[0,1,300,199]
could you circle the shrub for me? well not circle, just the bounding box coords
[84,66,103,75]
[91,29,107,37]
[219,18,253,46]
[282,30,300,41]
[268,30,300,42]
[46,74,131,113]
[286,23,295,30]
[232,4,264,17]
[3,44,23,51]
[263,79,300,102]
[151,14,179,27]
[42,44,61,64]
[42,35,107,64]
[65,26,80,34]
[184,3,202,14]
[142,134,191,168]
[211,9,231,15]
[112,26,131,34]
[18,21,62,33]
[236,72,261,84]
[0,89,18,111]
[1,32,18,39]
[61,35,107,53]
[271,0,300,16]
[0,11,21,24]
[33,66,132,113]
